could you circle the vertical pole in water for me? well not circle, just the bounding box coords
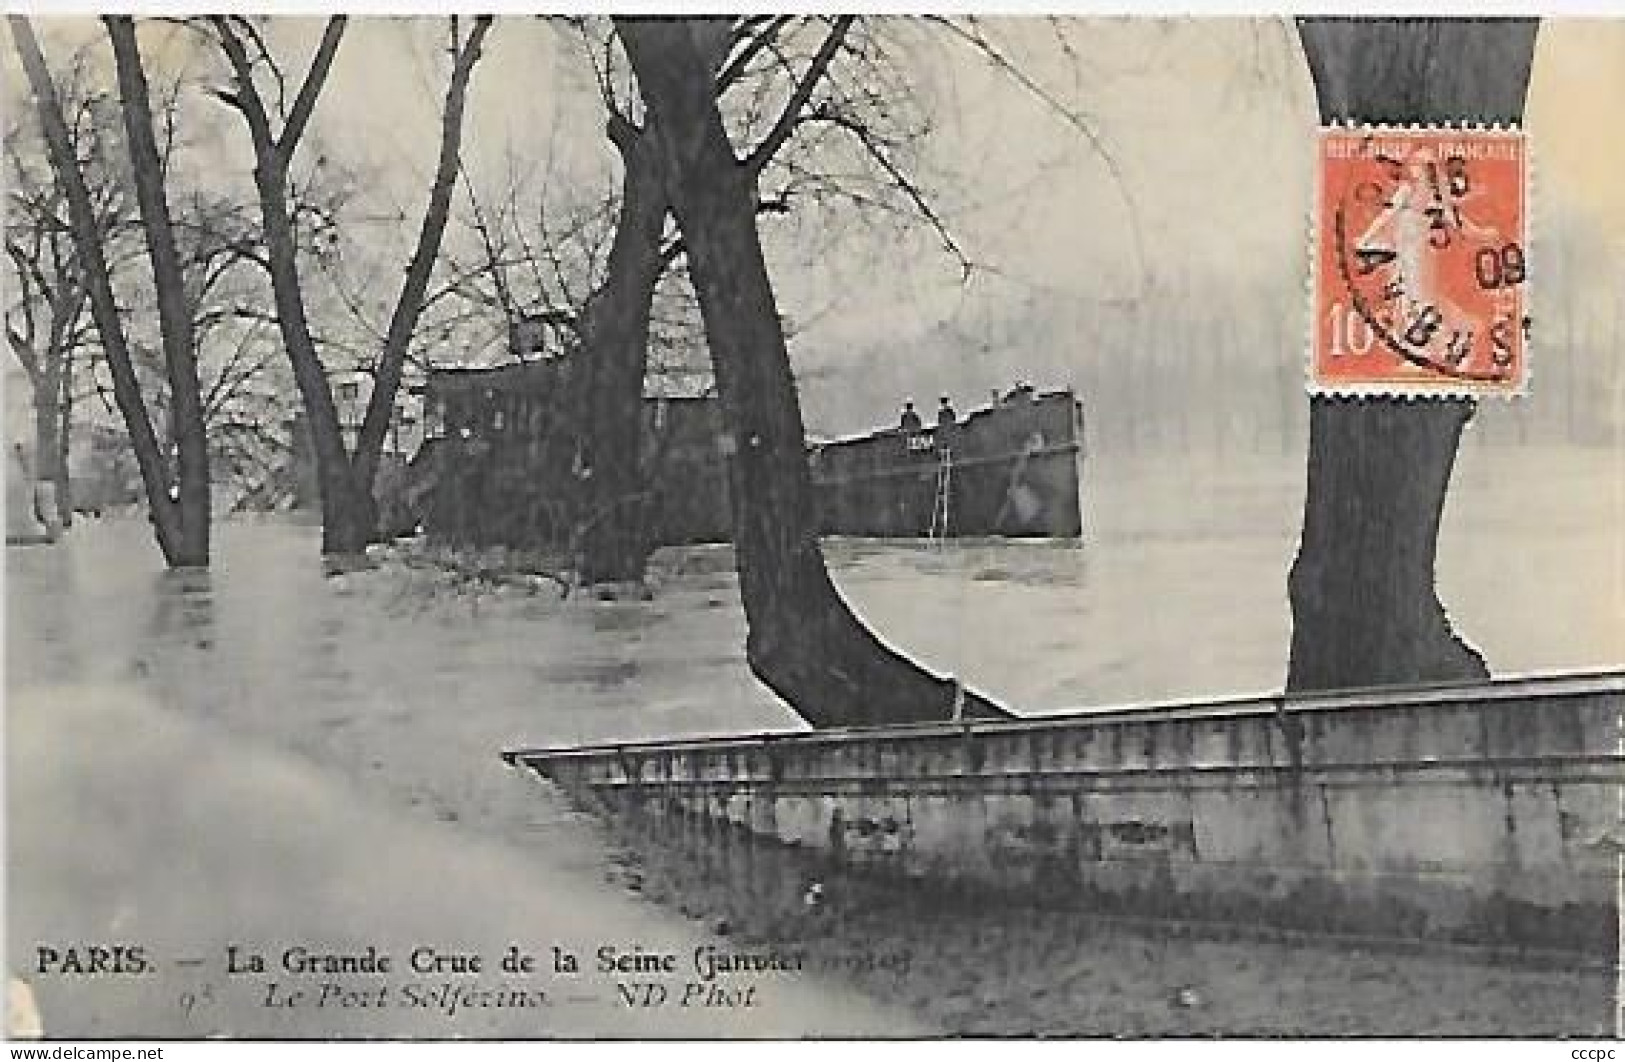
[930,447,952,547]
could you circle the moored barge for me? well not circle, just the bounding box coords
[810,388,1084,538]
[411,359,1085,549]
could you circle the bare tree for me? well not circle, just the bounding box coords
[565,89,673,586]
[617,17,1012,727]
[148,184,299,506]
[541,16,854,586]
[1285,17,1538,692]
[206,15,492,556]
[10,15,212,566]
[7,31,308,530]
[450,16,967,586]
[105,14,211,561]
[4,99,104,531]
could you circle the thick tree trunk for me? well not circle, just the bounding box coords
[10,16,189,565]
[619,19,1011,727]
[1288,401,1491,690]
[574,116,668,586]
[1286,18,1538,692]
[106,16,210,566]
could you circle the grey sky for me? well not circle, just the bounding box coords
[8,17,1622,438]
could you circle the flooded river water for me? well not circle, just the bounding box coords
[6,445,1620,1036]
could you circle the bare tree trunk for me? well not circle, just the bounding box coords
[574,114,668,586]
[572,15,844,588]
[213,16,489,557]
[619,18,1011,727]
[32,349,62,535]
[211,17,370,556]
[260,162,373,556]
[53,352,72,526]
[349,16,491,540]
[7,315,75,530]
[1286,18,1538,692]
[10,15,191,565]
[106,15,210,565]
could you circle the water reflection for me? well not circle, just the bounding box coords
[145,567,215,647]
[7,539,82,681]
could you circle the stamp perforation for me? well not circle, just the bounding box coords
[1305,121,1533,401]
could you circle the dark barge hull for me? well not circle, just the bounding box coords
[810,390,1084,539]
[503,671,1623,958]
[413,362,1085,548]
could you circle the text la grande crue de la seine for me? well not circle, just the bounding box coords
[221,941,807,982]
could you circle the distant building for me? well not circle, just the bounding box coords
[330,370,424,457]
[415,357,728,549]
[284,370,425,514]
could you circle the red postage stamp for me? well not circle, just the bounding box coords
[1311,126,1529,397]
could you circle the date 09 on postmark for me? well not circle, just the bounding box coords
[1311,126,1529,397]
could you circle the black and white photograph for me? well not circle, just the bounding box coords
[3,10,1622,1043]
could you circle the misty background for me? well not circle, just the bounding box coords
[8,16,1622,458]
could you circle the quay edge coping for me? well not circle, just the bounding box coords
[499,667,1625,768]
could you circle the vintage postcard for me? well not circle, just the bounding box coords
[3,12,1621,1045]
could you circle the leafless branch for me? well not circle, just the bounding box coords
[742,16,855,176]
[926,15,1148,293]
[278,17,347,165]
[716,15,795,93]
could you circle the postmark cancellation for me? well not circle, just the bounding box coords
[1311,126,1530,398]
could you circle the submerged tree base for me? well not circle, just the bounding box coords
[322,551,380,577]
[1287,398,1491,693]
[621,17,1013,730]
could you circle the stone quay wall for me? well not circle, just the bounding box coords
[507,672,1623,955]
